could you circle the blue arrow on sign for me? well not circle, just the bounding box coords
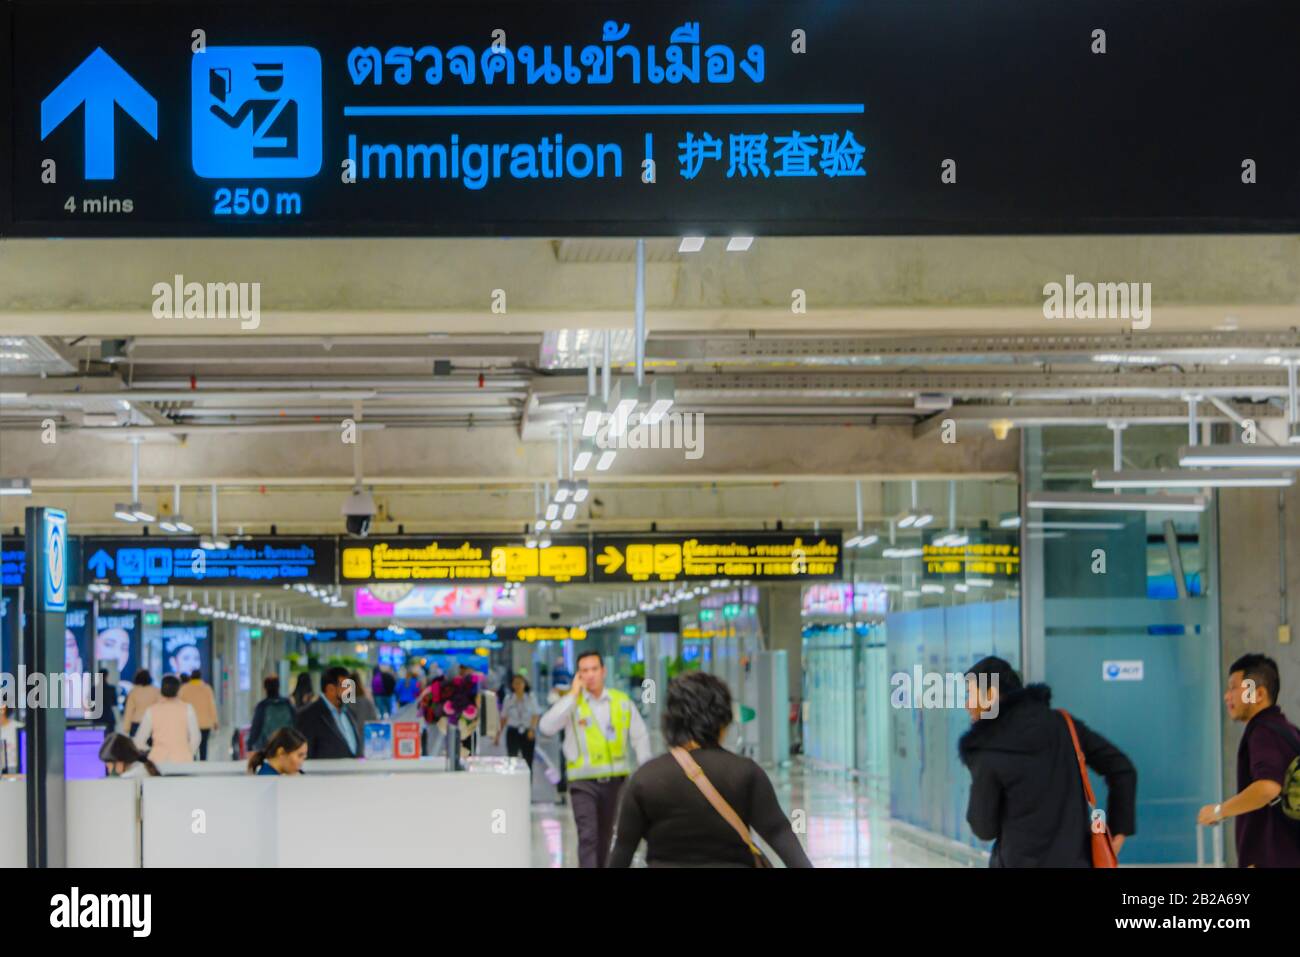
[41,47,158,180]
[87,548,115,578]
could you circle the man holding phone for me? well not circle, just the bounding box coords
[539,651,651,867]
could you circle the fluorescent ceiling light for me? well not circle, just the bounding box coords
[545,503,559,521]
[726,236,754,252]
[678,236,706,253]
[998,513,1021,529]
[920,584,945,594]
[562,503,577,521]
[1178,445,1300,468]
[572,446,593,472]
[158,519,178,533]
[902,590,921,598]
[554,482,571,503]
[572,482,589,503]
[967,578,994,588]
[0,478,32,496]
[131,503,155,522]
[897,514,916,528]
[954,584,970,593]
[1028,520,1125,531]
[912,513,934,528]
[1093,468,1295,490]
[596,449,617,471]
[215,535,231,550]
[533,519,547,532]
[882,547,923,559]
[114,504,139,523]
[1027,491,1207,513]
[175,519,194,533]
[549,520,561,530]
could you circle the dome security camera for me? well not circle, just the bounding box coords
[342,488,376,537]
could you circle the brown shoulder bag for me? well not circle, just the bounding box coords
[670,746,773,868]
[1059,710,1119,868]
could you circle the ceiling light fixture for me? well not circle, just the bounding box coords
[1027,491,1208,513]
[1178,445,1300,468]
[1093,468,1295,490]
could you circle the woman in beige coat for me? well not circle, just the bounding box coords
[132,675,200,764]
[123,669,161,737]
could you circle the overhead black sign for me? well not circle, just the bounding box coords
[592,530,841,582]
[82,536,337,587]
[3,0,1298,236]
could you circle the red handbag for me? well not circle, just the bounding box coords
[1059,710,1119,868]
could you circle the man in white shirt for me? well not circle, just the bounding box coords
[539,651,651,867]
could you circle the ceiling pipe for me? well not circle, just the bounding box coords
[635,238,646,388]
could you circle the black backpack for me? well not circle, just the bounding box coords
[255,698,297,750]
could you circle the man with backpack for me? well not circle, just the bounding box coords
[1198,653,1300,867]
[248,676,297,753]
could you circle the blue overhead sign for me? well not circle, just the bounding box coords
[5,1,1296,237]
[1,541,25,588]
[83,537,337,587]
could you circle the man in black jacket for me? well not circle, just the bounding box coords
[295,666,361,760]
[959,656,1137,867]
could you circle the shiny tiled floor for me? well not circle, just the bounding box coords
[528,759,979,868]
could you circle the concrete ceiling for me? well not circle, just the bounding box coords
[1,233,1297,543]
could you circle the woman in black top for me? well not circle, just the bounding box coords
[607,671,812,868]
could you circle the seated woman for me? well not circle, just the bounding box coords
[247,727,309,775]
[98,732,160,779]
[608,671,813,868]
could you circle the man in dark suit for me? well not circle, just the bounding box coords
[295,666,361,760]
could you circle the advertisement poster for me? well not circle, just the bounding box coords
[355,584,526,619]
[393,722,421,760]
[95,609,142,706]
[160,622,214,681]
[64,601,95,718]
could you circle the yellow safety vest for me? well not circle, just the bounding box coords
[567,688,634,780]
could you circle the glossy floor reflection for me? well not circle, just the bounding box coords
[529,759,982,868]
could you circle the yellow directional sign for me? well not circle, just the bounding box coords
[517,627,588,643]
[595,545,624,575]
[340,537,587,583]
[591,533,841,582]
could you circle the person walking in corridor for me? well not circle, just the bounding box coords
[608,671,812,868]
[179,669,219,760]
[495,673,541,770]
[132,674,202,765]
[959,656,1136,867]
[1197,654,1300,867]
[539,651,651,867]
[122,669,160,738]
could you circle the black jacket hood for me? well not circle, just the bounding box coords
[958,683,1054,766]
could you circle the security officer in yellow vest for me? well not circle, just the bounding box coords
[539,650,651,867]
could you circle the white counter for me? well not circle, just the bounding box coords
[1,762,530,868]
